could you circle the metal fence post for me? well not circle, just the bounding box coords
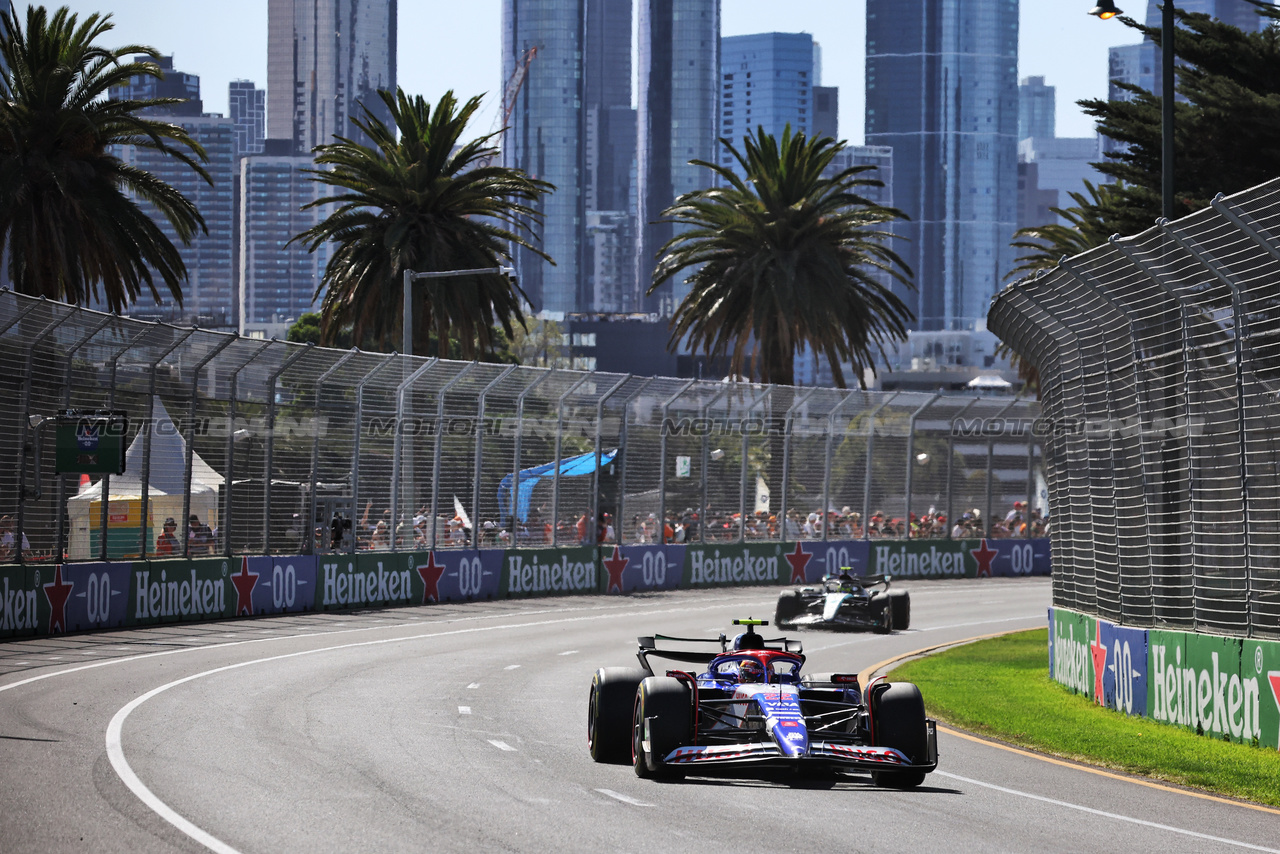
[222,340,274,558]
[861,392,900,533]
[821,391,857,542]
[613,377,653,545]
[904,394,942,537]
[136,328,197,558]
[471,364,518,548]
[390,358,439,552]
[699,385,732,544]
[263,342,314,555]
[350,353,400,554]
[428,362,478,549]
[592,374,632,545]
[98,323,159,560]
[983,396,1022,538]
[551,371,594,547]
[945,398,980,538]
[510,369,555,545]
[181,333,236,557]
[739,386,771,543]
[779,387,818,543]
[305,348,358,556]
[659,380,697,545]
[54,313,116,560]
[15,308,75,564]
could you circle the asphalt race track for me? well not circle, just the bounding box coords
[1,577,1277,854]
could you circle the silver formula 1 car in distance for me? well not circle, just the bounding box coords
[774,572,910,633]
[586,619,938,786]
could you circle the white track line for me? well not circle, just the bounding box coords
[935,771,1280,853]
[488,740,516,752]
[458,706,471,715]
[594,789,652,807]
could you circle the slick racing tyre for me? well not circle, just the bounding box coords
[888,589,911,630]
[774,590,803,628]
[873,596,893,634]
[632,676,691,780]
[589,667,648,764]
[871,682,928,789]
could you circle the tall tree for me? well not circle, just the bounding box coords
[1079,3,1280,232]
[0,5,209,311]
[293,88,554,359]
[649,127,913,388]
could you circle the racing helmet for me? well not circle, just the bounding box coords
[738,659,765,683]
[732,629,765,651]
[837,571,857,593]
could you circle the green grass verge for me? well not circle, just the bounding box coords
[888,628,1280,808]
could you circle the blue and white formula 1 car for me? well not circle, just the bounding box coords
[587,619,937,786]
[774,571,910,633]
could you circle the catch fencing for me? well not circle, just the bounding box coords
[990,178,1280,641]
[0,289,1041,566]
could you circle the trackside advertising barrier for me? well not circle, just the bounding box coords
[0,537,1049,639]
[1049,606,1280,751]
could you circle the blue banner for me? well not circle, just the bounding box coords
[603,544,684,594]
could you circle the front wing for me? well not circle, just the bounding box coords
[657,720,939,774]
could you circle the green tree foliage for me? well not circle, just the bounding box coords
[292,88,554,359]
[1079,3,1280,231]
[0,5,209,311]
[649,127,914,388]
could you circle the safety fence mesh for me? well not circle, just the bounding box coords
[990,178,1280,640]
[0,290,1041,567]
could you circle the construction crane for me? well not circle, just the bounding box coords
[476,46,537,169]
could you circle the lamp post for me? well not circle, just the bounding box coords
[401,266,516,357]
[1090,0,1175,220]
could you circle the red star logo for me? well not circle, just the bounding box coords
[231,557,258,616]
[1091,623,1108,705]
[43,565,73,634]
[784,542,812,584]
[603,546,629,594]
[970,539,998,577]
[417,552,445,604]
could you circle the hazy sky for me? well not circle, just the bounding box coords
[47,0,1129,144]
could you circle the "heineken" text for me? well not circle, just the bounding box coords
[135,569,226,619]
[688,549,779,585]
[322,561,410,607]
[1150,644,1260,741]
[506,555,594,595]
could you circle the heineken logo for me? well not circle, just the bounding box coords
[1150,644,1261,742]
[506,554,594,595]
[688,548,779,586]
[321,561,410,607]
[1053,621,1091,695]
[874,544,966,578]
[134,569,227,619]
[0,576,38,631]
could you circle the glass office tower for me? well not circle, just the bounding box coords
[502,0,588,314]
[719,32,817,177]
[637,0,721,315]
[267,0,396,154]
[866,0,1019,331]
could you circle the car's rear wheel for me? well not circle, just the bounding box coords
[775,590,803,628]
[888,589,911,630]
[871,682,928,788]
[589,667,648,763]
[632,676,691,780]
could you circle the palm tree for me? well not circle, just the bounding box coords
[649,127,913,388]
[0,6,209,311]
[293,88,554,358]
[1006,180,1126,280]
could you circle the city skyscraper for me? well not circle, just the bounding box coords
[637,0,721,315]
[107,57,235,327]
[229,80,266,159]
[865,0,1020,332]
[719,32,818,177]
[238,143,326,335]
[584,0,637,313]
[1019,76,1055,141]
[502,0,590,315]
[267,0,397,154]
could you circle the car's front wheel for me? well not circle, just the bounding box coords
[775,590,803,628]
[589,667,648,763]
[632,676,691,780]
[871,682,928,788]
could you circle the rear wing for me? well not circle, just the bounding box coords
[635,633,804,675]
